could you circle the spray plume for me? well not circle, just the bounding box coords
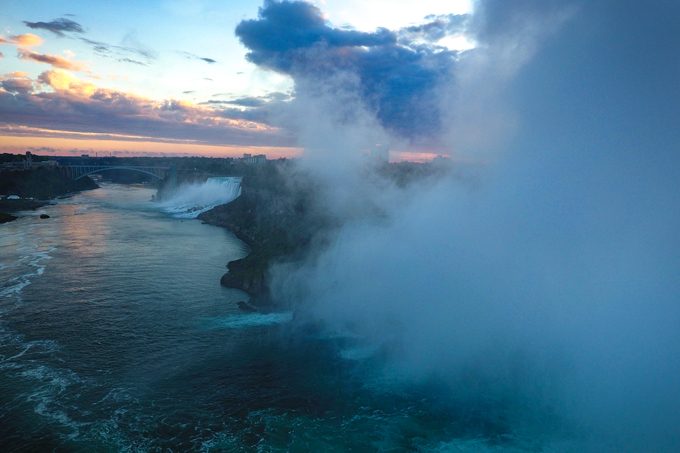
[237,1,680,450]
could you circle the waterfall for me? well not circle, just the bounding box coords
[159,177,242,218]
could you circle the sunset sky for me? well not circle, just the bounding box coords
[0,0,472,160]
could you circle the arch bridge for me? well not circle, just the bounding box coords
[61,165,171,181]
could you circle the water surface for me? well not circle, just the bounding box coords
[0,184,538,451]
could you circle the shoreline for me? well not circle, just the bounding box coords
[0,199,51,224]
[0,167,99,223]
[198,204,270,311]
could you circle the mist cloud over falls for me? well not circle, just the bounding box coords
[239,0,680,450]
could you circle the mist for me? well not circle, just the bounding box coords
[238,0,680,450]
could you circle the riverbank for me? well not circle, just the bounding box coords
[198,161,330,309]
[0,167,99,223]
[0,212,17,224]
[198,160,447,310]
[0,199,48,224]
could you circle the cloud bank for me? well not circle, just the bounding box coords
[0,69,290,147]
[236,0,465,143]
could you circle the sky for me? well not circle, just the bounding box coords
[0,0,473,159]
[1,1,678,162]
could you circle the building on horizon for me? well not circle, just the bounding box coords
[242,153,267,165]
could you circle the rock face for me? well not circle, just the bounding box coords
[0,212,17,224]
[0,198,48,212]
[198,160,446,308]
[0,168,98,201]
[199,162,329,308]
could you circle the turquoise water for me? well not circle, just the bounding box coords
[0,184,538,451]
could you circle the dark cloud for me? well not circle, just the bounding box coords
[223,92,291,107]
[200,91,292,125]
[23,17,84,36]
[1,78,33,94]
[235,1,395,71]
[217,107,270,123]
[179,51,218,64]
[235,1,458,140]
[118,57,147,66]
[399,14,468,42]
[80,37,156,64]
[223,96,266,107]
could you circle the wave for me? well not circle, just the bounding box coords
[159,177,242,218]
[0,248,53,299]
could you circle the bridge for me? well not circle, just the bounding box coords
[61,165,172,180]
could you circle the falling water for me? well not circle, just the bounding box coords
[159,177,242,218]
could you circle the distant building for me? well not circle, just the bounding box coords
[242,153,267,165]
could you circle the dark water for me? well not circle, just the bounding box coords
[0,184,536,452]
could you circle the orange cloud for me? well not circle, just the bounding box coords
[5,71,29,78]
[17,49,85,70]
[0,33,44,47]
[13,33,44,47]
[0,70,291,148]
[39,69,95,95]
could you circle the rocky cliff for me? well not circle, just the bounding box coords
[0,167,98,200]
[0,167,98,222]
[198,161,329,308]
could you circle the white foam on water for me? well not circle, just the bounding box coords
[212,312,293,329]
[0,248,54,299]
[160,177,242,218]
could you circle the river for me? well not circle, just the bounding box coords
[0,183,528,451]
